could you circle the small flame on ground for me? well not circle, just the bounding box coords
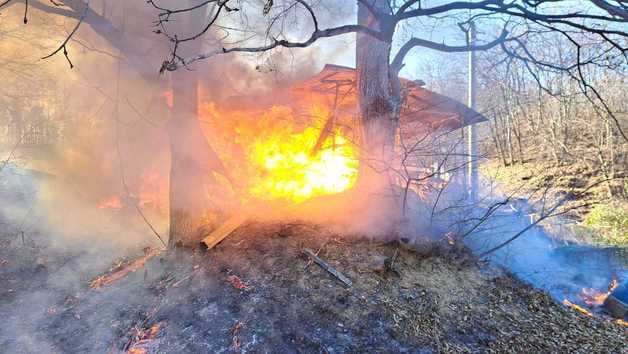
[579,279,619,306]
[563,279,626,327]
[127,322,163,354]
[97,172,168,212]
[98,195,123,210]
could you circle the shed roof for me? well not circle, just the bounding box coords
[292,64,487,132]
[221,64,486,133]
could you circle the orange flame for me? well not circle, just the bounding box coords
[127,322,163,354]
[97,171,168,213]
[161,90,173,109]
[199,102,359,203]
[98,195,123,210]
[136,172,168,213]
[563,299,593,316]
[563,279,627,327]
[579,279,619,306]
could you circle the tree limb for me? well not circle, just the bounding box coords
[165,23,388,71]
[40,0,89,68]
[391,27,509,72]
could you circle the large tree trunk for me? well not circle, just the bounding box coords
[356,1,395,174]
[354,1,404,235]
[167,73,225,247]
[167,2,228,247]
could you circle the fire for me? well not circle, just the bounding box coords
[161,89,173,108]
[200,103,359,203]
[97,171,168,213]
[248,122,358,202]
[103,81,362,209]
[127,322,164,354]
[563,299,593,316]
[98,195,123,210]
[137,172,168,213]
[563,279,627,327]
[579,279,619,306]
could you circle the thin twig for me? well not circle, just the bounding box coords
[41,0,90,68]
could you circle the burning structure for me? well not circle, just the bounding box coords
[88,63,487,246]
[198,64,484,204]
[1,1,627,352]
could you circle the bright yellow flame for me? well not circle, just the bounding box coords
[200,103,359,203]
[563,299,592,316]
[249,127,358,202]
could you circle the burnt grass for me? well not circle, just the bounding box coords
[1,221,626,353]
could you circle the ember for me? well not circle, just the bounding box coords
[126,322,164,354]
[226,274,249,290]
[230,321,244,352]
[90,248,161,289]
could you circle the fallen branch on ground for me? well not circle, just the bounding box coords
[169,265,201,288]
[90,248,161,289]
[303,248,352,287]
[303,239,329,271]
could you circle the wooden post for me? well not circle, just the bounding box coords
[466,21,479,202]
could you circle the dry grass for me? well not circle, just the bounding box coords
[151,221,627,353]
[2,220,625,353]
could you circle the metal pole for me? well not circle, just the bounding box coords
[467,21,479,202]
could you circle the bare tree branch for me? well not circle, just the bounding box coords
[40,0,89,68]
[391,27,510,72]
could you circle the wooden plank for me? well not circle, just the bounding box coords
[201,215,247,249]
[303,248,352,287]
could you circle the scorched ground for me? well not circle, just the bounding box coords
[1,218,626,353]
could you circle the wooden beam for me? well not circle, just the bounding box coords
[201,215,247,249]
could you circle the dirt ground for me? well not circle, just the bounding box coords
[1,219,626,353]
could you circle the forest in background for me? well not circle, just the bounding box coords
[420,29,627,246]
